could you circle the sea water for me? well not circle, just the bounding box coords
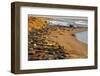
[75,31,88,44]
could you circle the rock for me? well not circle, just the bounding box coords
[28,25,69,60]
[28,16,48,31]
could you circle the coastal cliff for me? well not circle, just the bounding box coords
[28,16,88,60]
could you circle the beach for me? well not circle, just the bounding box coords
[46,26,88,58]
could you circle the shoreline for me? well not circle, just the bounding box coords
[75,31,87,44]
[47,27,88,58]
[28,16,88,60]
[28,26,88,60]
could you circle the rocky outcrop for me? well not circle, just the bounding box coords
[28,16,48,32]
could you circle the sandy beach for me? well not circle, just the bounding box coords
[46,27,88,58]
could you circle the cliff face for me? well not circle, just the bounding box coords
[28,16,48,32]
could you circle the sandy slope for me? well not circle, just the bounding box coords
[47,27,88,58]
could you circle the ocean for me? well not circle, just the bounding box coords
[75,31,88,44]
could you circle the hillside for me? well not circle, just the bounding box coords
[28,16,48,31]
[28,24,87,60]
